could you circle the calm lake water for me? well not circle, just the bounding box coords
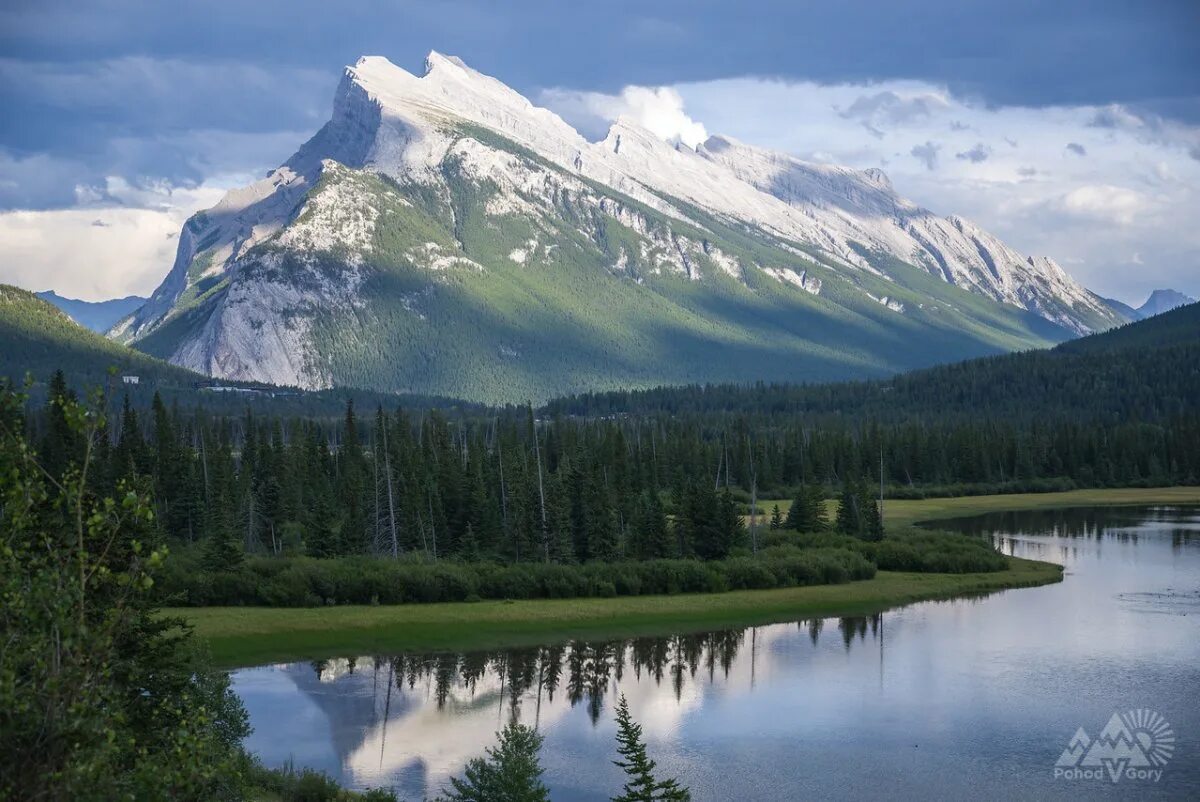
[232,506,1200,800]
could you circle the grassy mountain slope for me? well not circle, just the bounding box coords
[544,302,1200,424]
[134,126,1075,405]
[1,284,487,417]
[0,285,192,386]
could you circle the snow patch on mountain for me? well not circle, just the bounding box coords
[763,266,822,295]
[868,293,906,313]
[276,162,379,261]
[406,242,484,273]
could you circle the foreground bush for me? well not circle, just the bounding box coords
[0,381,252,801]
[158,546,876,607]
[763,529,1009,573]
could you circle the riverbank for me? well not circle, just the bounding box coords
[753,485,1200,527]
[180,486,1196,667]
[178,556,1060,667]
[883,485,1200,527]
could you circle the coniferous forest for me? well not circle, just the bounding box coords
[17,325,1197,606]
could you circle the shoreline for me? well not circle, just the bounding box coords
[181,557,1060,668]
[180,485,1198,668]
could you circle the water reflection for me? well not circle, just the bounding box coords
[235,505,1200,801]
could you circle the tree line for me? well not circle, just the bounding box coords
[24,369,1197,570]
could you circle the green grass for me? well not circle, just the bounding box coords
[754,485,1200,527]
[177,557,1059,667]
[881,486,1200,526]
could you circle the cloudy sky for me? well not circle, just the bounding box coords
[0,0,1197,304]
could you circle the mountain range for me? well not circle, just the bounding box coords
[36,290,147,333]
[108,52,1133,403]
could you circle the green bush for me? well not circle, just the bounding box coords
[766,529,1008,573]
[159,546,881,608]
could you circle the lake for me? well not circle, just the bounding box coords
[232,505,1200,799]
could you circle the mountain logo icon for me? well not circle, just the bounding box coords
[1055,709,1174,783]
[1055,727,1091,767]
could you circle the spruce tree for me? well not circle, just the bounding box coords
[861,481,884,541]
[806,483,829,531]
[785,483,827,532]
[441,722,550,802]
[835,476,861,536]
[630,491,671,559]
[40,369,81,480]
[611,695,691,802]
[769,504,783,530]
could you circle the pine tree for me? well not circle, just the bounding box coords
[769,504,783,530]
[441,722,550,802]
[835,476,861,536]
[861,481,884,541]
[630,491,671,559]
[41,369,82,480]
[611,695,691,802]
[785,483,827,532]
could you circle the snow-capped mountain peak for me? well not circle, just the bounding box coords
[113,52,1129,399]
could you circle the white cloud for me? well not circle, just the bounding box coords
[0,179,227,300]
[1055,185,1149,225]
[539,85,708,147]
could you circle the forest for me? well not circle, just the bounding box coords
[17,355,1196,607]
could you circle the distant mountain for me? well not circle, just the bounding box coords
[1137,289,1195,318]
[1,285,190,387]
[36,290,145,333]
[1100,296,1143,321]
[115,52,1127,404]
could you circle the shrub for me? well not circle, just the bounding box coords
[157,527,1006,608]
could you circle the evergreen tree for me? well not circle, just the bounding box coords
[630,491,671,559]
[784,483,827,532]
[611,695,691,802]
[769,504,783,530]
[835,476,862,536]
[441,722,550,802]
[201,513,243,572]
[861,480,884,541]
[41,369,82,480]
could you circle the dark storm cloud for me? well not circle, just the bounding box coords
[2,0,1196,111]
[0,0,1196,210]
[956,143,991,163]
[840,91,945,125]
[911,141,941,170]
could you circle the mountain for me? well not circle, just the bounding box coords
[1137,288,1195,318]
[545,301,1200,424]
[1,285,190,386]
[1100,296,1142,321]
[36,290,146,333]
[2,283,483,417]
[115,53,1127,404]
